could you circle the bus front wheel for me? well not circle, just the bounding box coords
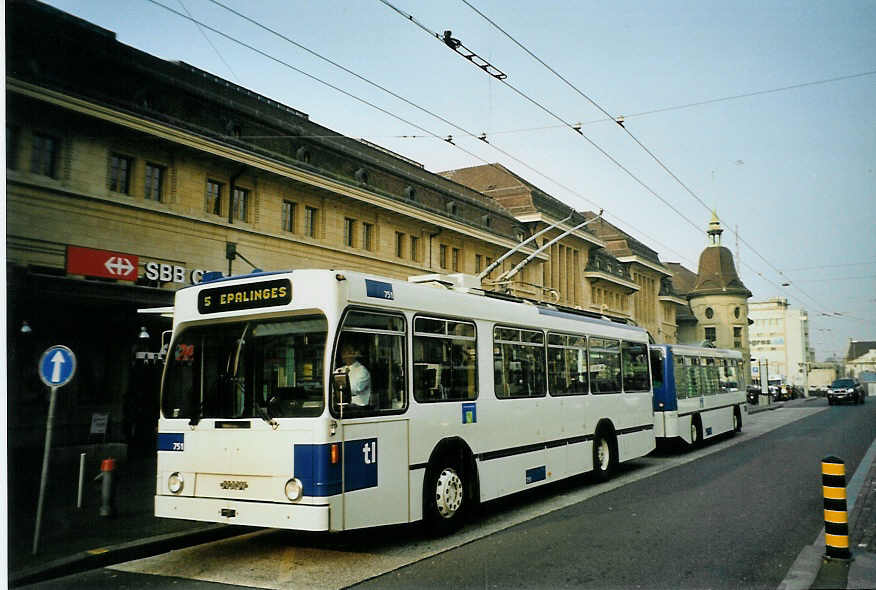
[424,458,466,535]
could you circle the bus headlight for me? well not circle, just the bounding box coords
[284,478,303,502]
[168,472,184,494]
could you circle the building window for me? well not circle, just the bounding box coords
[410,236,419,261]
[205,180,223,215]
[231,187,249,222]
[733,326,743,349]
[395,232,405,258]
[452,248,460,272]
[439,245,448,269]
[30,133,58,177]
[282,200,296,232]
[144,163,165,201]
[7,126,19,170]
[734,306,741,319]
[304,206,318,238]
[109,154,133,194]
[344,218,356,247]
[705,307,714,319]
[705,327,716,342]
[475,254,483,273]
[362,222,373,251]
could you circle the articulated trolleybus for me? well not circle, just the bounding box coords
[156,269,655,533]
[649,344,746,446]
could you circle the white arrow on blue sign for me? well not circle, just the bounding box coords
[38,345,77,388]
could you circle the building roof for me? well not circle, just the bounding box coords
[690,246,752,297]
[847,340,876,361]
[665,262,698,296]
[7,0,519,238]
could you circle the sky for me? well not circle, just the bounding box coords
[37,0,876,360]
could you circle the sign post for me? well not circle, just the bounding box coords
[33,345,76,555]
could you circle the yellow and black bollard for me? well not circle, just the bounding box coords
[821,456,852,560]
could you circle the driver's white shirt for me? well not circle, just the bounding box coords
[347,360,371,406]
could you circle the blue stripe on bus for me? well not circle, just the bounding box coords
[294,439,378,497]
[526,466,546,484]
[157,433,184,451]
[468,425,652,464]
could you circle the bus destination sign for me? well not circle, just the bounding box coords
[198,278,292,314]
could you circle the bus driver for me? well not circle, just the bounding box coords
[340,344,371,407]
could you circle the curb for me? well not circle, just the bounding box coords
[748,402,785,415]
[9,524,250,588]
[778,437,876,590]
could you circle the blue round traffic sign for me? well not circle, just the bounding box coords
[38,345,77,388]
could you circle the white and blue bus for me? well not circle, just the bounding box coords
[155,269,656,533]
[649,344,746,446]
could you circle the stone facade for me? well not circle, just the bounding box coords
[6,1,535,452]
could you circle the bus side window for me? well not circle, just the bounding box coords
[493,326,545,399]
[413,316,477,403]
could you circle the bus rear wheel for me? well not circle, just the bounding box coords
[592,430,616,482]
[424,458,466,535]
[689,416,703,448]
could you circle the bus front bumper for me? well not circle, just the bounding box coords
[155,494,330,531]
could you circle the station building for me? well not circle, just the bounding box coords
[6,0,532,454]
[6,0,746,461]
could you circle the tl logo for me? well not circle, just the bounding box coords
[362,440,377,465]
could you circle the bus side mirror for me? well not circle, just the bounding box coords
[332,368,351,406]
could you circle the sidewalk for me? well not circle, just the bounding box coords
[8,449,246,587]
[845,453,876,589]
[810,442,876,590]
[781,429,876,590]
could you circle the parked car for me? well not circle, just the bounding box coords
[827,378,865,405]
[773,384,800,401]
[746,385,762,405]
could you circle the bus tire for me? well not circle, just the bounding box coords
[423,456,467,535]
[689,415,703,448]
[592,428,616,483]
[733,406,742,433]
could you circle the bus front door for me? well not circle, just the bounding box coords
[339,419,410,530]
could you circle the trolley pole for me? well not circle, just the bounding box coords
[821,456,853,560]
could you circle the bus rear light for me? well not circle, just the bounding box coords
[331,443,339,464]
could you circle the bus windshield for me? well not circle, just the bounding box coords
[162,315,328,421]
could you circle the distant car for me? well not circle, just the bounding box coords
[827,379,865,405]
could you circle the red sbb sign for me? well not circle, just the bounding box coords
[67,246,139,282]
